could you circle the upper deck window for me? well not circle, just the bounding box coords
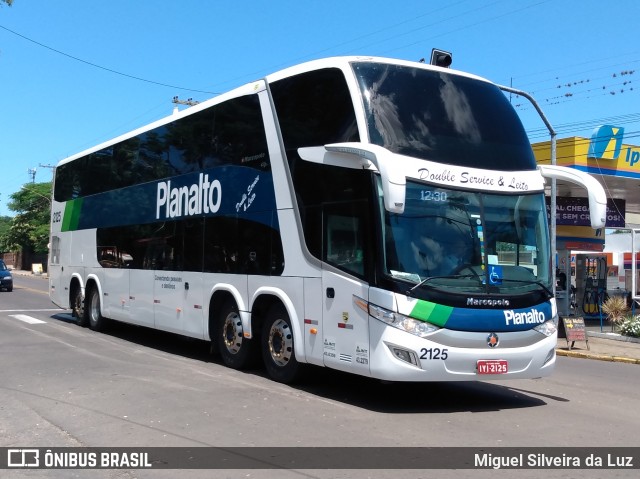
[54,94,269,202]
[352,62,536,171]
[270,68,359,161]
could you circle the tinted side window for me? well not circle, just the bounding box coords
[96,216,284,276]
[203,215,284,276]
[270,68,359,158]
[292,161,373,279]
[96,220,204,272]
[270,68,367,277]
[54,95,269,202]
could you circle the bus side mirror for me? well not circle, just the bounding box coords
[538,164,607,229]
[298,143,406,214]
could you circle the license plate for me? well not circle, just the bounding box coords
[477,359,508,374]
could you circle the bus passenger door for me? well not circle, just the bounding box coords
[320,212,371,375]
[321,270,370,375]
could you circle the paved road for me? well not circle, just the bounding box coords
[1,274,639,478]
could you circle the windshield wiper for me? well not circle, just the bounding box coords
[406,275,553,299]
[407,273,482,296]
[496,278,554,298]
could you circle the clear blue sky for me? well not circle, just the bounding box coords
[1,0,639,217]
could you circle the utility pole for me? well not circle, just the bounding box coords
[27,168,36,183]
[172,96,199,114]
[38,163,56,180]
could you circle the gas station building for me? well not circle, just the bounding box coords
[533,125,640,317]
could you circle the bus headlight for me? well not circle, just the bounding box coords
[354,296,440,338]
[533,319,557,337]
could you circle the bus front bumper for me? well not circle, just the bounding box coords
[367,318,556,382]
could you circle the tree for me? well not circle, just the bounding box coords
[1,1,15,7]
[0,182,51,256]
[0,216,11,244]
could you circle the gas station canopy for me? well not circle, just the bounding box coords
[533,126,640,316]
[534,125,640,250]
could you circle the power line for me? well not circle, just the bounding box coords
[0,23,217,95]
[528,118,640,142]
[511,51,640,84]
[3,5,637,157]
[383,0,552,55]
[512,78,638,122]
[358,0,510,55]
[274,0,473,65]
[525,111,640,140]
[528,112,640,135]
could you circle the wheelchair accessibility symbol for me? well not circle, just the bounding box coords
[489,265,503,285]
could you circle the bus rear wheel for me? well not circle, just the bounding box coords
[85,286,108,332]
[261,305,302,384]
[73,286,88,327]
[217,300,257,370]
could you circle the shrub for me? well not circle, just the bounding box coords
[601,295,629,328]
[619,315,640,338]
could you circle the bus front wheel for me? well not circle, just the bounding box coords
[217,300,257,370]
[261,305,302,384]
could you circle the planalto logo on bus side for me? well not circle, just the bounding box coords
[156,173,222,219]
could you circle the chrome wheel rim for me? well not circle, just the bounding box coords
[268,319,293,367]
[222,312,242,354]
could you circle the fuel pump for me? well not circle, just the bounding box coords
[555,249,572,316]
[575,254,607,317]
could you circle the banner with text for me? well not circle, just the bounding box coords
[546,197,625,228]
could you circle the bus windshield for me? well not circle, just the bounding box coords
[352,61,537,171]
[382,180,552,296]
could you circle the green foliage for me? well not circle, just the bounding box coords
[0,216,11,239]
[0,182,51,254]
[619,315,640,338]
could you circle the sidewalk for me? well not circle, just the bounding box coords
[556,327,640,364]
[10,269,47,278]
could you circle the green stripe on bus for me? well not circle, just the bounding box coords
[61,198,83,232]
[410,300,453,327]
[61,202,72,231]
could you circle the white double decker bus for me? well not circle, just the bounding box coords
[49,56,606,383]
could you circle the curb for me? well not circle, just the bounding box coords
[10,270,48,279]
[556,349,640,364]
[587,331,640,344]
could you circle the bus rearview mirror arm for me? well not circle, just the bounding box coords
[538,164,607,229]
[298,143,406,214]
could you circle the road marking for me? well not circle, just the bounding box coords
[8,314,46,324]
[0,308,64,313]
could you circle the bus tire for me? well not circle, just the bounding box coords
[86,286,108,332]
[217,299,257,370]
[261,304,303,384]
[73,286,88,327]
